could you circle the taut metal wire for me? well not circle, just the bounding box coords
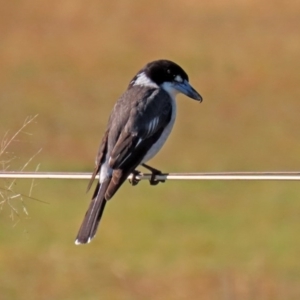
[1,171,300,181]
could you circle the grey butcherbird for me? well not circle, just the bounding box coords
[75,59,202,244]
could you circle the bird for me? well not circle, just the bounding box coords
[75,59,202,244]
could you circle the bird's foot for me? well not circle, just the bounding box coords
[129,169,142,186]
[142,163,166,185]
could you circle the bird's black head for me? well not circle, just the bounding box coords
[130,59,202,101]
[143,59,189,85]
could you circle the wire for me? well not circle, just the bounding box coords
[1,171,300,181]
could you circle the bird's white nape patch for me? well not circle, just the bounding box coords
[174,75,183,83]
[132,72,158,88]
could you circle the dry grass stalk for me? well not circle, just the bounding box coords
[0,115,42,221]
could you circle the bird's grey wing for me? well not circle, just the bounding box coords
[109,88,172,169]
[104,88,173,199]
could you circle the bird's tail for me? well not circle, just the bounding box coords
[75,179,110,244]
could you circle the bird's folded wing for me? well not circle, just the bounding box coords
[109,89,172,169]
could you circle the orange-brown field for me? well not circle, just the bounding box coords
[1,1,300,299]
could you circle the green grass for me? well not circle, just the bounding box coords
[1,0,300,299]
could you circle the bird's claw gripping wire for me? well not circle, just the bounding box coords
[129,164,166,186]
[142,163,166,185]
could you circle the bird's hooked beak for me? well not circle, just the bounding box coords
[175,80,203,102]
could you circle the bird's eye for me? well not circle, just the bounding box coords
[167,69,171,74]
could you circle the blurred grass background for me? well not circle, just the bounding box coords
[1,0,300,299]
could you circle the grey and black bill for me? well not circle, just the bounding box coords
[75,59,202,244]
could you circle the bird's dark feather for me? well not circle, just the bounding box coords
[108,86,172,169]
[105,115,172,200]
[76,179,110,243]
